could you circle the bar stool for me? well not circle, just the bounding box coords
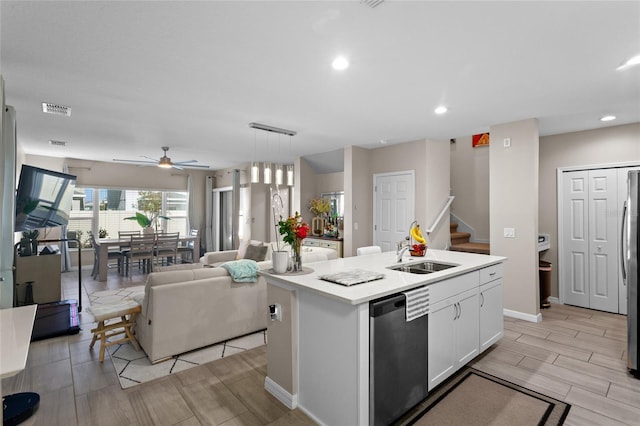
[87,299,141,362]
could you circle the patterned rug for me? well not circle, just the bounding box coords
[88,286,267,389]
[397,367,571,425]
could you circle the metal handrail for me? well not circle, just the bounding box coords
[426,196,455,234]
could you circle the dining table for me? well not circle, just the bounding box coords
[96,234,200,282]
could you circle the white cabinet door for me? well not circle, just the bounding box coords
[480,279,504,352]
[428,297,456,390]
[455,288,480,366]
[428,288,480,390]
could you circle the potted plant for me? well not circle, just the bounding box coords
[308,198,330,236]
[124,191,170,233]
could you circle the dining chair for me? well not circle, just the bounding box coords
[118,230,141,273]
[356,245,382,256]
[125,235,156,277]
[154,232,180,266]
[89,233,123,278]
[177,229,198,263]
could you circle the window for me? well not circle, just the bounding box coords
[68,188,189,244]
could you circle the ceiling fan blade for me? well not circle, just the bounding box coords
[171,164,184,170]
[113,159,158,165]
[181,164,210,169]
[173,160,198,165]
[141,155,160,162]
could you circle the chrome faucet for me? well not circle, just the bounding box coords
[396,239,410,263]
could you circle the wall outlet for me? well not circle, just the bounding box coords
[269,304,282,321]
[503,138,511,148]
[504,228,516,238]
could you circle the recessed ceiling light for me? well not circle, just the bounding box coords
[600,115,616,122]
[434,106,448,114]
[332,56,349,71]
[616,54,640,71]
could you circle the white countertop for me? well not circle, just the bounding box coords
[260,249,507,305]
[1,305,37,379]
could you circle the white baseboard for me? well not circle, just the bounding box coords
[503,309,542,323]
[264,376,298,409]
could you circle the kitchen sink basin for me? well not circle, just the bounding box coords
[389,261,458,274]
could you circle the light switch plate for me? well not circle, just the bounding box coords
[504,227,516,238]
[503,138,511,148]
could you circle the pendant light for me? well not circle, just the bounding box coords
[275,134,283,185]
[263,162,272,184]
[250,129,260,183]
[287,135,294,186]
[287,164,294,186]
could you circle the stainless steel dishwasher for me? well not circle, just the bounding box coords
[369,292,429,426]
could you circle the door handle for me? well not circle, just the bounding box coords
[621,201,628,285]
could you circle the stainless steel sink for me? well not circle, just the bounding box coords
[389,261,458,274]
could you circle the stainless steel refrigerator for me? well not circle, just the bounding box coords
[623,170,640,378]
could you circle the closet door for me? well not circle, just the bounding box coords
[562,170,590,308]
[588,169,619,312]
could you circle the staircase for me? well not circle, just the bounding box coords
[450,223,490,255]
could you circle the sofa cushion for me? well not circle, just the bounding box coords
[236,240,265,260]
[244,244,268,261]
[192,266,233,280]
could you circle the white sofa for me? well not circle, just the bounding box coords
[134,246,334,363]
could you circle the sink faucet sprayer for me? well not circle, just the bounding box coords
[396,220,416,262]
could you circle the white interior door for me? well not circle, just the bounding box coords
[588,169,618,312]
[373,171,414,252]
[562,170,590,308]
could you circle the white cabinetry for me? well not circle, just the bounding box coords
[479,264,504,352]
[303,237,343,257]
[428,272,480,390]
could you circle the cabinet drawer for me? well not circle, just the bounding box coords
[429,271,479,304]
[303,239,320,247]
[319,241,337,249]
[480,264,503,285]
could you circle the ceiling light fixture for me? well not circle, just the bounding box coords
[434,106,448,114]
[600,115,617,122]
[249,122,296,136]
[251,129,260,183]
[332,56,349,71]
[616,54,640,71]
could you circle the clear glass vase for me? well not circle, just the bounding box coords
[292,239,303,272]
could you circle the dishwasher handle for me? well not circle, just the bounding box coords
[370,294,406,317]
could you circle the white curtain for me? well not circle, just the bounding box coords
[1,77,17,308]
[61,164,72,272]
[205,176,214,252]
[186,174,194,233]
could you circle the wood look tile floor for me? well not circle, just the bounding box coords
[3,268,640,425]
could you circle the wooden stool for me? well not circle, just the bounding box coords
[87,302,142,362]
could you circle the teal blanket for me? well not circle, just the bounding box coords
[220,259,259,283]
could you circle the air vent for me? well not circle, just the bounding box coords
[48,140,67,146]
[361,0,384,8]
[42,102,71,117]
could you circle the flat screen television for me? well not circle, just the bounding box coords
[15,165,77,232]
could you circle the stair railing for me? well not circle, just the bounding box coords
[426,196,455,234]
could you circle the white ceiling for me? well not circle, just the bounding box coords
[2,1,639,173]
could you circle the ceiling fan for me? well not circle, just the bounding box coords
[113,146,209,170]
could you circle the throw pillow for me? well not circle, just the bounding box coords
[244,244,268,261]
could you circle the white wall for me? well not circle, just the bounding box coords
[490,118,540,319]
[539,123,640,297]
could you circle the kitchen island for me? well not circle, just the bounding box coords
[261,249,506,426]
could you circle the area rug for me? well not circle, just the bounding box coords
[400,368,570,426]
[108,330,266,389]
[88,286,267,389]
